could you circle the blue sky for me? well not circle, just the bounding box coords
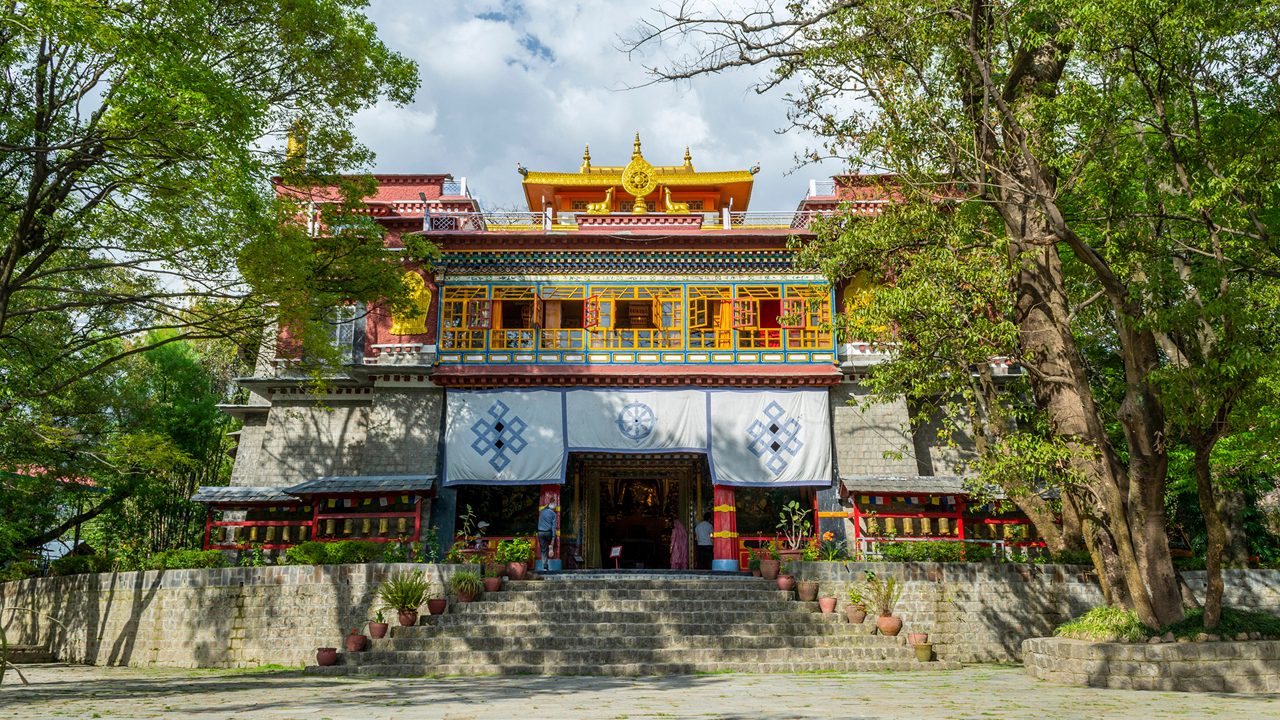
[354,1,843,210]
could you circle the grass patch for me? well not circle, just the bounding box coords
[1055,605,1280,641]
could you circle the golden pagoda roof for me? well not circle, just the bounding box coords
[520,134,756,211]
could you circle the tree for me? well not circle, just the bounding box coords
[630,0,1280,628]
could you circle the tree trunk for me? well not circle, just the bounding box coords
[1192,440,1226,629]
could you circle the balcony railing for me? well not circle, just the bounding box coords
[419,209,837,233]
[808,179,837,197]
[441,177,470,197]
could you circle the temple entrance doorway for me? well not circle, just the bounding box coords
[563,453,711,570]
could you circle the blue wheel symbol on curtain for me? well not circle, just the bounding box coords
[617,401,656,441]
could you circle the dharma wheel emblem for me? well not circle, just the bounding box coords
[622,132,658,213]
[617,401,656,441]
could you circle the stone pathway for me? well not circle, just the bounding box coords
[1,663,1277,719]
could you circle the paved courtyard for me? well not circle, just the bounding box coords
[1,663,1276,719]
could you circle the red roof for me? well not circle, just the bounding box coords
[429,364,841,388]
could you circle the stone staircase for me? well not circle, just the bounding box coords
[3,643,55,664]
[309,573,957,677]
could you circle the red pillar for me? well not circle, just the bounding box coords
[539,484,561,571]
[711,485,738,572]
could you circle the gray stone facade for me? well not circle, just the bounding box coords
[1023,637,1280,693]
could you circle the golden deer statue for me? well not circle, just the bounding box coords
[664,187,690,214]
[586,187,614,215]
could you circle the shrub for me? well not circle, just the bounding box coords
[378,569,429,611]
[494,538,533,564]
[49,554,113,576]
[284,541,330,565]
[862,570,901,616]
[147,549,228,570]
[1050,549,1094,566]
[876,541,965,563]
[0,561,40,582]
[1055,606,1149,642]
[283,540,384,566]
[449,569,483,596]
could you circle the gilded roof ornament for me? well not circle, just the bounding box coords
[683,146,693,170]
[632,132,643,159]
[580,145,591,173]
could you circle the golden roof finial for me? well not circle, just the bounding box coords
[286,119,308,168]
[580,144,591,173]
[683,146,693,169]
[632,132,643,159]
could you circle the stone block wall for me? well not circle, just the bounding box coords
[0,564,471,669]
[829,383,919,477]
[1023,637,1280,693]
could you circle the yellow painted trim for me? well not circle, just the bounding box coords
[710,530,739,539]
[712,504,736,513]
[523,171,755,187]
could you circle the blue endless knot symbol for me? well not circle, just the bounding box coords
[746,401,804,475]
[470,400,529,472]
[616,401,656,441]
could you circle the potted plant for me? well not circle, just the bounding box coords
[914,643,934,662]
[907,631,929,645]
[316,647,338,666]
[451,569,483,602]
[818,595,838,613]
[796,579,820,602]
[845,585,868,624]
[864,570,903,636]
[378,569,429,627]
[495,538,533,580]
[482,564,503,593]
[775,500,812,563]
[747,547,762,577]
[344,628,367,653]
[426,584,447,615]
[759,541,781,581]
[368,609,389,639]
[776,561,797,592]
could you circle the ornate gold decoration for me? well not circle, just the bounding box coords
[664,187,691,214]
[580,144,591,173]
[585,187,614,215]
[522,170,755,187]
[683,146,693,170]
[286,119,308,167]
[390,271,432,335]
[622,133,658,214]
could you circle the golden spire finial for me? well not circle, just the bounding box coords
[632,132,642,159]
[580,144,591,172]
[683,146,692,169]
[286,119,308,168]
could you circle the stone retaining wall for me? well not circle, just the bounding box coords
[0,564,471,669]
[1022,637,1280,693]
[791,563,1280,664]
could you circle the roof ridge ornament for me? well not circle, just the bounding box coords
[580,144,591,173]
[632,132,643,159]
[683,146,693,170]
[622,134,657,214]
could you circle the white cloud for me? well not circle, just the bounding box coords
[356,0,843,210]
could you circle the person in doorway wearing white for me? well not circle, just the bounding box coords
[694,512,714,570]
[537,503,558,572]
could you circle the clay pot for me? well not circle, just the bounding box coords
[456,589,478,603]
[818,596,838,614]
[776,574,796,591]
[796,581,819,602]
[426,599,447,615]
[914,643,934,662]
[876,615,903,637]
[316,647,338,667]
[759,558,780,581]
[483,577,502,593]
[751,568,762,577]
[845,606,868,624]
[368,622,389,639]
[778,548,803,564]
[344,630,367,653]
[506,561,528,581]
[907,632,929,646]
[485,561,505,578]
[397,609,419,627]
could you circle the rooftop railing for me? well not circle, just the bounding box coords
[419,208,836,232]
[441,177,470,197]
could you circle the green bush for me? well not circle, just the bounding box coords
[0,561,40,582]
[283,540,386,566]
[1055,605,1149,642]
[494,538,533,564]
[1049,549,1093,566]
[147,549,228,570]
[449,569,483,596]
[49,554,113,576]
[875,541,999,563]
[378,569,429,611]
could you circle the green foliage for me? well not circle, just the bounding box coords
[1163,608,1280,640]
[48,554,113,577]
[282,540,382,566]
[847,584,866,609]
[146,549,228,571]
[494,538,533,564]
[380,541,412,563]
[449,570,483,596]
[1055,606,1150,643]
[0,561,39,582]
[776,500,812,551]
[861,570,902,617]
[238,544,269,568]
[377,570,429,612]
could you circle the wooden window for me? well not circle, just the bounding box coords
[689,298,710,329]
[585,296,614,329]
[465,299,492,329]
[780,298,806,329]
[532,295,545,329]
[732,299,758,329]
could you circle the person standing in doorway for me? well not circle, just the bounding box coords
[694,511,714,570]
[537,502,558,572]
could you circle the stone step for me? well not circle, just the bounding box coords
[503,579,776,592]
[443,598,813,614]
[393,620,881,639]
[2,644,55,664]
[308,658,959,677]
[342,645,919,667]
[488,587,800,601]
[371,633,902,652]
[422,609,840,626]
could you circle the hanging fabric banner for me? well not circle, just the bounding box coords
[443,389,565,486]
[709,389,832,487]
[564,389,707,453]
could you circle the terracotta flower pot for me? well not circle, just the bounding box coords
[876,615,903,637]
[397,609,419,627]
[759,558,780,581]
[426,599,447,615]
[485,561,505,578]
[914,643,934,662]
[316,647,338,666]
[368,622,389,639]
[506,561,528,581]
[778,549,803,565]
[845,606,868,624]
[818,596,838,613]
[456,589,478,603]
[907,632,929,646]
[483,577,502,593]
[796,581,819,602]
[344,630,367,653]
[776,574,796,591]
